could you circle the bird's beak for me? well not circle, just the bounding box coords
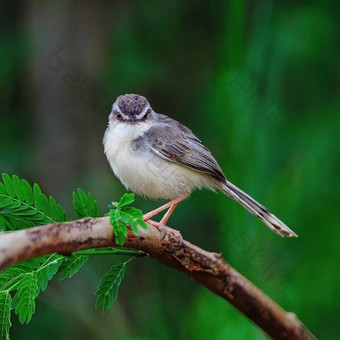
[130,116,136,123]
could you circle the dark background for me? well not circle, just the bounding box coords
[1,1,339,339]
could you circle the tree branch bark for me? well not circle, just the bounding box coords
[0,218,315,340]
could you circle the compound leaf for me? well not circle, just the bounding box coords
[0,291,12,340]
[72,189,99,219]
[59,255,89,281]
[95,262,126,313]
[14,273,39,324]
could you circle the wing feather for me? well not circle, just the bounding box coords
[132,114,226,182]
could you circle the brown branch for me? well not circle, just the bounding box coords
[0,218,315,340]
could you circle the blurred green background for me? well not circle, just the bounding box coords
[1,1,339,339]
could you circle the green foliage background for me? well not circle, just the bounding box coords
[0,1,339,339]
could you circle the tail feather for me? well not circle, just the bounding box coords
[220,181,298,238]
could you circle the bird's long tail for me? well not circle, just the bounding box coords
[220,181,297,237]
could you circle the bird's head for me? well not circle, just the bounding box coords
[109,94,156,125]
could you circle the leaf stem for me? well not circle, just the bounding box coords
[72,249,146,257]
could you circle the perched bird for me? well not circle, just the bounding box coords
[103,94,297,238]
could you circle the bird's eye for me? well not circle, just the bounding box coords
[142,109,150,121]
[116,112,123,120]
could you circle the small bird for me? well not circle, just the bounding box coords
[103,94,297,238]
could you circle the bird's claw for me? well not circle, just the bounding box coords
[145,219,183,245]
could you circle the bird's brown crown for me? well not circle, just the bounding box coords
[117,94,148,116]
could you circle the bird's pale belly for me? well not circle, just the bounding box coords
[107,143,215,200]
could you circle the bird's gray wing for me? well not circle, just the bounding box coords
[132,114,226,182]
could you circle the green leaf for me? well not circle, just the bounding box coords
[37,255,62,292]
[58,255,89,281]
[32,184,43,211]
[22,179,33,205]
[121,206,143,219]
[72,189,100,219]
[117,193,135,208]
[0,255,66,335]
[0,174,68,231]
[114,220,128,246]
[12,175,25,201]
[138,220,148,230]
[0,291,12,340]
[0,174,103,331]
[108,193,147,246]
[14,273,39,324]
[2,174,15,197]
[95,262,126,313]
[0,259,40,290]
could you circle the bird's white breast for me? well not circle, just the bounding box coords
[103,122,215,200]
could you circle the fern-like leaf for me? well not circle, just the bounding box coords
[14,273,39,324]
[0,259,43,291]
[109,193,147,246]
[72,188,99,219]
[0,291,12,340]
[58,255,89,281]
[0,174,68,231]
[0,175,141,333]
[37,254,63,292]
[95,262,126,313]
[68,188,99,279]
[0,174,71,334]
[112,193,135,208]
